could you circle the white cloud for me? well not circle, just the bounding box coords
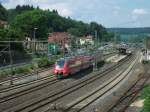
[2,0,72,17]
[132,8,148,15]
[2,0,26,8]
[59,8,72,17]
[1,0,150,27]
[42,3,72,17]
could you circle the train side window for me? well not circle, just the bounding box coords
[69,60,82,68]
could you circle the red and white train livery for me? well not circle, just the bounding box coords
[53,52,103,79]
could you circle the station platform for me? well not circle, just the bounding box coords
[106,54,127,63]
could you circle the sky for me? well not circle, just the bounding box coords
[0,0,150,28]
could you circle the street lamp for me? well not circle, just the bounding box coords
[9,35,13,85]
[33,27,38,54]
[32,27,38,79]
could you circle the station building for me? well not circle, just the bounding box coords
[48,32,72,54]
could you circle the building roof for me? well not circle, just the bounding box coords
[0,20,7,26]
[81,35,93,40]
[48,32,71,43]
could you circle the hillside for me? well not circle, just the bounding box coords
[0,4,112,41]
[107,28,150,34]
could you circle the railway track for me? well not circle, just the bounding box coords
[0,54,116,111]
[0,61,31,70]
[0,67,52,86]
[2,52,135,112]
[108,64,150,112]
[0,52,115,84]
[0,67,53,92]
[63,54,138,112]
[42,52,138,112]
[0,76,59,103]
[0,52,115,87]
[0,74,54,93]
[0,52,116,93]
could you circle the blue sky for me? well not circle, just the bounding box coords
[0,0,150,28]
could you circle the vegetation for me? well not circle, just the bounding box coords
[0,55,57,77]
[107,28,150,34]
[141,85,150,112]
[0,3,113,42]
[0,28,23,41]
[35,56,54,68]
[107,27,149,42]
[0,4,8,21]
[0,64,33,77]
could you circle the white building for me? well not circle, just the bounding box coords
[79,35,94,45]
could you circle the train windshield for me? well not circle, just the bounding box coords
[56,60,65,68]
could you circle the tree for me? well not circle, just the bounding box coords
[8,5,35,23]
[89,22,107,42]
[11,10,49,40]
[0,4,108,41]
[0,28,23,41]
[67,28,80,36]
[0,3,8,21]
[0,28,8,41]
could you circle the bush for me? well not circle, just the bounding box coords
[15,65,32,74]
[0,55,59,77]
[36,56,55,68]
[0,70,10,77]
[0,65,33,78]
[141,85,150,112]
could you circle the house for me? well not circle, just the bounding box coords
[0,20,8,28]
[48,32,72,47]
[79,35,94,45]
[48,32,72,53]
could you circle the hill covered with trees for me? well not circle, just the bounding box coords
[107,28,150,34]
[107,28,150,43]
[0,4,113,41]
[0,4,8,21]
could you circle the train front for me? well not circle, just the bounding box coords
[53,59,68,79]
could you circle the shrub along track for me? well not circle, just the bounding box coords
[0,67,52,88]
[108,63,150,112]
[2,53,136,112]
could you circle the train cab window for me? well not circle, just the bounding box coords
[56,60,65,68]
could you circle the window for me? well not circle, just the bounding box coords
[56,60,65,68]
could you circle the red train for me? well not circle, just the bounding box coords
[53,51,103,79]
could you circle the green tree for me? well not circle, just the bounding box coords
[89,22,107,42]
[0,28,8,41]
[8,5,34,23]
[0,3,8,21]
[0,4,108,41]
[11,10,49,40]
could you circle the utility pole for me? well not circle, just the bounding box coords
[95,30,98,47]
[114,32,117,49]
[33,27,38,54]
[9,38,13,85]
[33,27,38,78]
[93,30,98,71]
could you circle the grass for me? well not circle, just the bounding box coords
[140,85,150,112]
[0,55,61,78]
[0,65,33,77]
